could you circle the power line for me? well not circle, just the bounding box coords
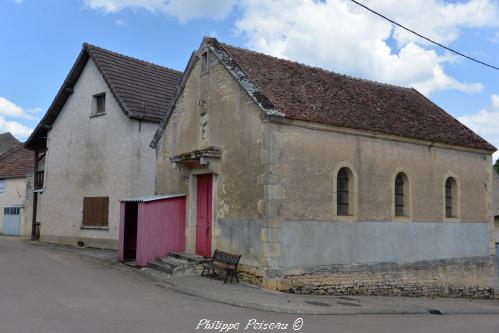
[348,0,499,71]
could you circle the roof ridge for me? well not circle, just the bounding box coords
[0,132,17,139]
[83,43,183,76]
[204,37,495,152]
[217,39,413,92]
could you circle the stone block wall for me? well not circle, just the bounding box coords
[256,257,497,299]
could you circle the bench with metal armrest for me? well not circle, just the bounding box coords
[201,249,241,284]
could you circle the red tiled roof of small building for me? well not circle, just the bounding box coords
[0,145,34,179]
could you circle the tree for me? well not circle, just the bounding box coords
[494,159,499,175]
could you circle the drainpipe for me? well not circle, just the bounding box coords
[31,150,39,241]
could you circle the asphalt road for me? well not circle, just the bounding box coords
[0,237,498,333]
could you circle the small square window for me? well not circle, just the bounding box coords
[0,179,5,193]
[92,93,106,116]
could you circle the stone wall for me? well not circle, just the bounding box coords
[155,51,265,265]
[494,172,499,243]
[262,118,495,271]
[154,41,496,297]
[270,120,491,224]
[262,257,497,299]
[276,220,490,268]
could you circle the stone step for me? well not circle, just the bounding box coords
[149,258,195,276]
[169,251,208,264]
[149,261,175,274]
[159,256,191,267]
[148,254,205,277]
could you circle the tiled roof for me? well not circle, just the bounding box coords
[0,145,34,179]
[206,38,495,152]
[85,44,183,122]
[0,132,21,156]
[25,44,182,150]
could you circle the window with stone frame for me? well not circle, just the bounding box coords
[445,177,458,218]
[395,173,407,217]
[337,168,350,216]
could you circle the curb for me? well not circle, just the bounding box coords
[24,241,499,316]
[161,279,499,316]
[166,283,429,315]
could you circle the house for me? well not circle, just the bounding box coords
[0,135,34,236]
[24,44,182,249]
[150,37,497,297]
[0,132,22,155]
[494,169,499,249]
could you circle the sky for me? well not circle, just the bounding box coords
[1,0,498,160]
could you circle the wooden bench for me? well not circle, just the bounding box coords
[201,249,241,284]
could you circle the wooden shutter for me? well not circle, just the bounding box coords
[82,197,109,226]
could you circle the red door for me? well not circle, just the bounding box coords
[196,174,212,256]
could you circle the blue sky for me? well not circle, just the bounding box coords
[1,0,499,159]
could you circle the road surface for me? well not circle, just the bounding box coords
[0,237,498,333]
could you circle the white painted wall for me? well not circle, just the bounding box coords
[0,177,31,236]
[39,59,157,249]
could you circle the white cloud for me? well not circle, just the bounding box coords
[0,97,36,120]
[162,0,235,22]
[84,0,167,13]
[0,116,33,139]
[115,18,128,27]
[25,107,43,113]
[234,0,498,95]
[362,0,499,46]
[82,0,498,95]
[488,31,499,43]
[83,0,236,22]
[491,94,499,109]
[459,94,499,161]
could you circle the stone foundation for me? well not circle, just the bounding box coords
[238,264,264,286]
[261,257,498,299]
[40,234,118,250]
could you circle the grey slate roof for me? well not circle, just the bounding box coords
[86,44,182,122]
[25,44,182,150]
[0,132,21,156]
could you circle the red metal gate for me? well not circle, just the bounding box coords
[196,174,212,257]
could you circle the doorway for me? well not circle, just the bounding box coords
[3,207,21,236]
[196,174,212,257]
[123,202,138,261]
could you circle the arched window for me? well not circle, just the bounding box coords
[395,172,408,217]
[337,167,351,216]
[445,177,458,218]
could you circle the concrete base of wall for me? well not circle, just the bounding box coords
[259,257,497,299]
[41,235,118,250]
